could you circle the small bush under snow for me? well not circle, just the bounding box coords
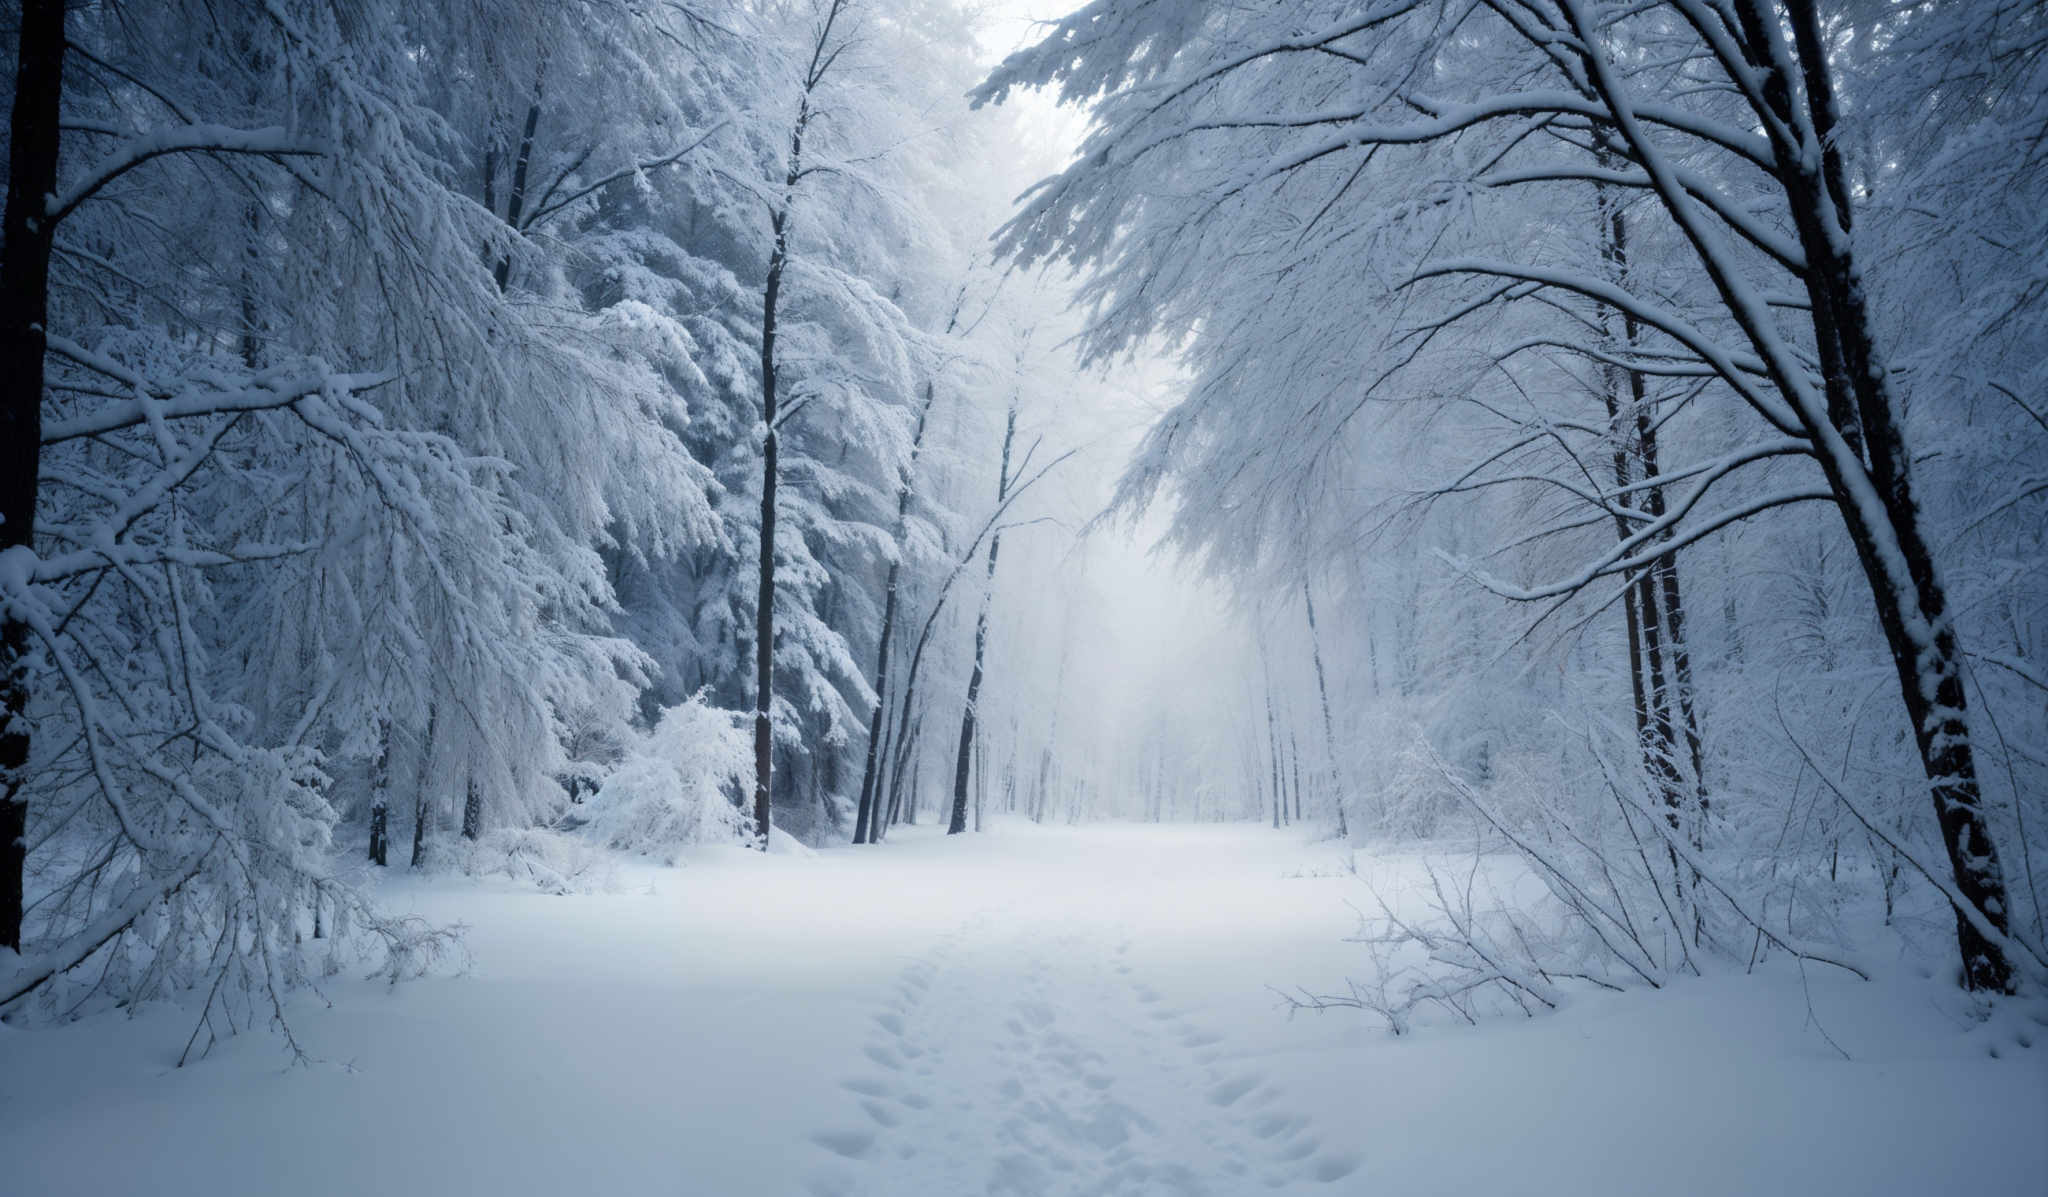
[458,828,617,895]
[580,698,752,863]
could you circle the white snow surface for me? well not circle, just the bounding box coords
[1,821,2041,1196]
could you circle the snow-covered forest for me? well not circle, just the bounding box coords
[1,0,2043,1193]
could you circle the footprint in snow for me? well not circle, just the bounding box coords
[1250,1112,1300,1140]
[1208,1073,1262,1107]
[810,1128,877,1161]
[862,1043,902,1071]
[1312,1153,1362,1182]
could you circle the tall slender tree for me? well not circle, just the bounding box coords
[752,0,853,850]
[949,407,1019,834]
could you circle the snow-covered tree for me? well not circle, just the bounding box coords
[977,0,2048,992]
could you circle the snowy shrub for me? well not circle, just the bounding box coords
[1374,733,1472,842]
[1316,730,1876,1032]
[2,746,461,1060]
[581,698,752,863]
[458,828,615,896]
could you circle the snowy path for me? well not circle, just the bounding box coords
[2,822,2042,1196]
[810,910,1357,1196]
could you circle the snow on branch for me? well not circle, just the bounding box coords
[44,124,323,229]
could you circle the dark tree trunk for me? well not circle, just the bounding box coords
[903,741,920,824]
[483,145,498,223]
[972,738,987,832]
[878,422,1067,835]
[869,697,896,844]
[1616,207,1702,834]
[1727,0,2013,990]
[1805,346,2013,991]
[750,397,779,851]
[461,772,483,841]
[239,201,266,367]
[366,808,387,867]
[411,706,437,868]
[949,408,1016,835]
[852,618,892,842]
[747,0,850,852]
[878,580,958,831]
[885,710,921,830]
[1639,440,1705,806]
[367,723,392,867]
[855,385,937,843]
[491,67,545,291]
[753,96,811,852]
[0,0,67,953]
[1595,168,1703,861]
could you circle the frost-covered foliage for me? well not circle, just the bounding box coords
[0,0,1059,1034]
[456,829,617,897]
[583,699,752,863]
[593,0,1051,843]
[980,0,2048,993]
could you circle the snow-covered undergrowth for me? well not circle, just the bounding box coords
[453,828,619,896]
[437,698,752,895]
[1317,705,2048,1034]
[578,697,753,864]
[1,822,2038,1197]
[1,752,464,1055]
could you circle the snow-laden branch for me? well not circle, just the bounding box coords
[42,336,395,444]
[519,121,729,230]
[1440,481,1833,603]
[1406,258,1804,434]
[1476,162,1805,272]
[0,848,211,1009]
[44,124,322,229]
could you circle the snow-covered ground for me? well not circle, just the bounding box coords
[1,822,2041,1196]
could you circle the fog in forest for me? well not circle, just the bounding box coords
[1,0,2042,1193]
